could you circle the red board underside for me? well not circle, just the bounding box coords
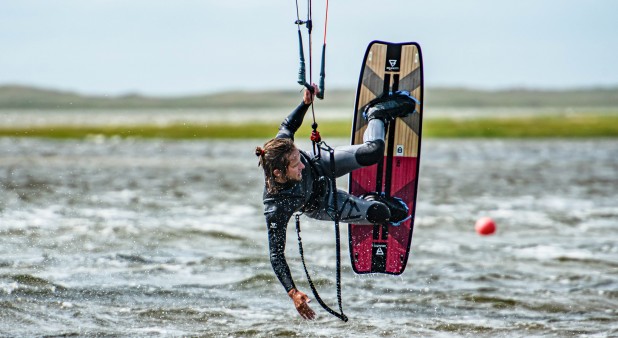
[349,156,417,274]
[348,40,423,275]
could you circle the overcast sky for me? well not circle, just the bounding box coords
[1,0,617,96]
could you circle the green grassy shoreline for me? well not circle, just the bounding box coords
[1,114,618,139]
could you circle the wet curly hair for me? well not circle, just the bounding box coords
[255,138,297,194]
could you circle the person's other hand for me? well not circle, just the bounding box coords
[288,288,316,320]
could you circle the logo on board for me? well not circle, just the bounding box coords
[386,59,399,71]
[373,243,387,256]
[396,145,404,156]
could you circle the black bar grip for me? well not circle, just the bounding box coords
[317,45,326,100]
[297,30,306,86]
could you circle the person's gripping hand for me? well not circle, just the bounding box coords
[303,83,319,105]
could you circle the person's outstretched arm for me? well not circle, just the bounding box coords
[266,208,296,292]
[265,200,316,320]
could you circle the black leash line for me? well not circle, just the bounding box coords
[295,143,348,322]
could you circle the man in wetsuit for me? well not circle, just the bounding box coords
[255,85,417,319]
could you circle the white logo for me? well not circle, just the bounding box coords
[376,247,384,255]
[387,59,399,71]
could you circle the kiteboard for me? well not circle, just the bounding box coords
[348,41,424,274]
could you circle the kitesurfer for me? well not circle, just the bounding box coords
[255,84,417,319]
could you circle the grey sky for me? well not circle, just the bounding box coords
[1,0,617,95]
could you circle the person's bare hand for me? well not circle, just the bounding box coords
[288,288,316,320]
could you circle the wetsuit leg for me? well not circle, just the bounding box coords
[305,189,390,225]
[306,119,391,225]
[316,119,386,178]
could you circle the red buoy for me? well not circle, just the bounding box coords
[475,217,496,236]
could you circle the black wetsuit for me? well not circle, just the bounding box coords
[263,101,387,292]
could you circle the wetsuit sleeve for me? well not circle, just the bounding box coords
[276,101,311,140]
[265,203,296,292]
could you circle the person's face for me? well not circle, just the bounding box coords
[275,148,305,183]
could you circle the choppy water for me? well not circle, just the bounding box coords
[1,137,617,337]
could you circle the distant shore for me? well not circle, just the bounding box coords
[2,84,618,110]
[2,85,618,138]
[2,114,617,139]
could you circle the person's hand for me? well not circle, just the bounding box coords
[288,288,316,320]
[303,83,319,105]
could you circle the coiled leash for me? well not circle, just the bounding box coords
[295,143,347,322]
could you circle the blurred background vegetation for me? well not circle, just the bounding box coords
[1,85,617,138]
[2,85,618,110]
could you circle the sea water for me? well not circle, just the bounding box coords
[1,137,617,337]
